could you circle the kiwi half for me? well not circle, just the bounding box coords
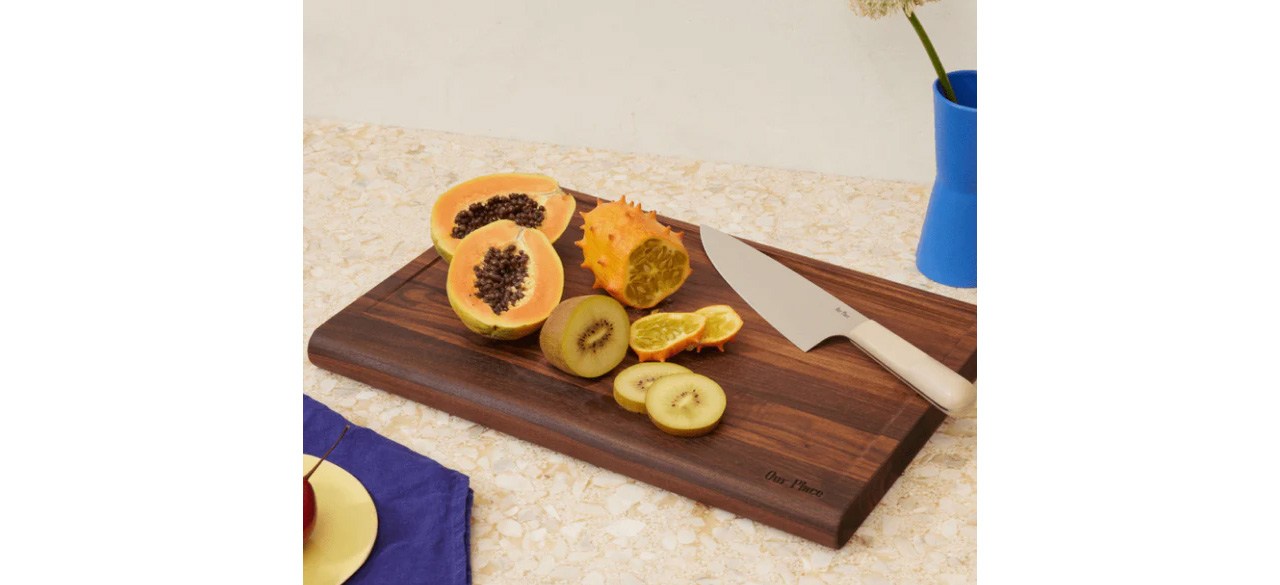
[613,362,691,413]
[645,373,727,437]
[539,295,630,378]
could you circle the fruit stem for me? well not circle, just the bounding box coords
[304,424,351,481]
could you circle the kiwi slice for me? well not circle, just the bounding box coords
[645,373,727,437]
[613,362,692,413]
[539,295,630,378]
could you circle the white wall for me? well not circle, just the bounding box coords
[304,0,975,184]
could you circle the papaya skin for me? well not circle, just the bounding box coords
[430,173,576,263]
[445,220,564,340]
[447,290,542,340]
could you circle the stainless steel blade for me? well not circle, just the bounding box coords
[700,226,868,351]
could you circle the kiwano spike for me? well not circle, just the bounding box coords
[580,261,590,269]
[575,195,692,309]
[573,240,583,247]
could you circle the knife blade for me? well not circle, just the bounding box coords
[700,226,976,416]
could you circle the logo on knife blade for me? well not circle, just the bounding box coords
[835,307,851,319]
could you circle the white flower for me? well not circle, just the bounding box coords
[847,0,940,19]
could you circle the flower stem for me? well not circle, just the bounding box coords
[906,9,956,103]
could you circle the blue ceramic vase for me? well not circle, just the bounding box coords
[915,70,977,288]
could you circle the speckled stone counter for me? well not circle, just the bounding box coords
[303,118,977,584]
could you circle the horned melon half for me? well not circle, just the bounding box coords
[574,197,692,309]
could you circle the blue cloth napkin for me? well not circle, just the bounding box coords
[304,395,472,585]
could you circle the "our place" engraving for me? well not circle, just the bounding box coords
[765,470,824,498]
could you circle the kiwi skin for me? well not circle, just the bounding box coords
[539,295,629,378]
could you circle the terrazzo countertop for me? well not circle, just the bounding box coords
[303,118,977,584]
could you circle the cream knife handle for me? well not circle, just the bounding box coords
[847,320,976,416]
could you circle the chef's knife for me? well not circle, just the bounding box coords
[700,226,976,416]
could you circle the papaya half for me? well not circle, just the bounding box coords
[430,173,576,263]
[446,220,564,340]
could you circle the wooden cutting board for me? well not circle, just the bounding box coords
[307,189,977,548]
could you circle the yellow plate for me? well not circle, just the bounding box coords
[303,454,378,585]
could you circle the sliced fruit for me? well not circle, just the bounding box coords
[645,373,727,437]
[446,220,564,340]
[431,173,576,262]
[540,295,631,378]
[575,197,692,308]
[613,362,692,413]
[629,312,706,362]
[692,305,744,352]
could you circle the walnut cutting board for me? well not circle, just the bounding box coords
[307,189,977,548]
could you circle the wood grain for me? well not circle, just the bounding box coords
[307,188,977,548]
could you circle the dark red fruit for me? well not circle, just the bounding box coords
[303,479,317,541]
[303,424,350,544]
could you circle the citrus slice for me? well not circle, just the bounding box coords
[692,305,744,352]
[629,312,707,362]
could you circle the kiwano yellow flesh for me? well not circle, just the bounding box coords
[692,305,744,352]
[575,197,692,309]
[629,312,706,362]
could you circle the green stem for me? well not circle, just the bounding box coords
[906,9,956,103]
